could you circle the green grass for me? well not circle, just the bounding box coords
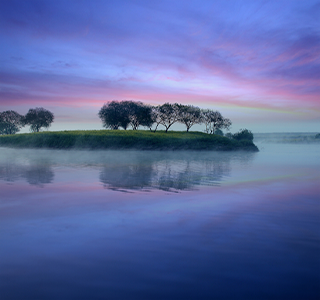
[0,130,259,151]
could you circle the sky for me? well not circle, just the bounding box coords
[0,0,319,133]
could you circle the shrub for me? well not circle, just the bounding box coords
[232,129,254,141]
[214,129,224,136]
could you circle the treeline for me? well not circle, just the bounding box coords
[0,107,54,135]
[98,101,254,141]
[1,102,254,142]
[99,101,232,134]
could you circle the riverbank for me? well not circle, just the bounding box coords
[0,130,259,151]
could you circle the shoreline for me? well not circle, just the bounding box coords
[0,130,259,152]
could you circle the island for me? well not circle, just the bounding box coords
[0,130,259,152]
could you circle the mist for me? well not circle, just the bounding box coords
[254,132,320,143]
[0,147,255,191]
[0,141,319,299]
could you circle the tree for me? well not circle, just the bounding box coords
[156,103,181,132]
[99,101,234,134]
[232,129,254,141]
[178,105,202,132]
[215,129,224,136]
[98,101,130,130]
[137,105,154,129]
[124,101,154,130]
[150,106,162,132]
[201,109,232,134]
[0,110,24,135]
[24,107,54,132]
[125,101,141,130]
[99,101,154,130]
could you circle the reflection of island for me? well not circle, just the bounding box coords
[99,151,254,192]
[0,148,255,192]
[0,163,54,187]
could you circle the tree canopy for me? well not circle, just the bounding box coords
[0,110,24,135]
[125,101,154,130]
[98,101,130,130]
[178,105,202,132]
[98,101,236,134]
[98,101,155,130]
[24,107,54,132]
[156,103,181,132]
[1,102,257,140]
[201,110,232,134]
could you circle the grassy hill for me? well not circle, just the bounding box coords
[0,130,259,151]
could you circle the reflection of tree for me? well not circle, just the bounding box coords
[0,163,54,187]
[155,161,197,191]
[158,171,193,191]
[0,148,255,192]
[98,151,248,192]
[153,159,231,191]
[0,163,21,182]
[201,159,231,186]
[100,164,153,191]
[23,165,54,187]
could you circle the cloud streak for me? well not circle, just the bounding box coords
[0,0,319,131]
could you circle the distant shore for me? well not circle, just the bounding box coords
[0,130,259,152]
[253,132,320,143]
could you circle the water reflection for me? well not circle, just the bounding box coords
[0,145,319,300]
[0,163,54,187]
[0,148,255,191]
[99,151,254,191]
[24,165,54,186]
[100,164,154,191]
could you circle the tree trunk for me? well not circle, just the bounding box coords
[153,123,159,133]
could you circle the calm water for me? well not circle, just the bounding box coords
[0,140,319,300]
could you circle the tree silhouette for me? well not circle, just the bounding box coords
[24,107,54,132]
[125,101,154,130]
[98,101,130,130]
[156,103,180,132]
[201,110,231,134]
[178,105,202,132]
[0,110,24,135]
[99,101,154,130]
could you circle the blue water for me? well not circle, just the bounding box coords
[0,141,319,299]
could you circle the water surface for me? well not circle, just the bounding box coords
[0,140,319,299]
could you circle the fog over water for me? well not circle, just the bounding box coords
[0,148,255,191]
[0,134,319,299]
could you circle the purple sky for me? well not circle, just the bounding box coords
[0,0,319,132]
